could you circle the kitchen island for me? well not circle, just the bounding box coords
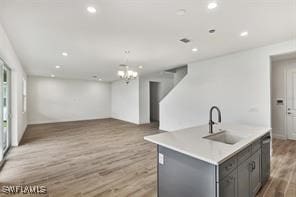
[144,123,271,197]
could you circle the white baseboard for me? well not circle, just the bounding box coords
[28,116,111,125]
[287,134,296,140]
[272,133,286,139]
[110,116,140,125]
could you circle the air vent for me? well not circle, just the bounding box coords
[209,29,216,34]
[179,38,191,43]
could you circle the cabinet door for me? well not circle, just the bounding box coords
[237,157,251,197]
[220,170,237,197]
[250,150,262,196]
[261,141,270,184]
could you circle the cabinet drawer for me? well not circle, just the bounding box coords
[237,145,252,165]
[219,156,237,180]
[252,139,261,153]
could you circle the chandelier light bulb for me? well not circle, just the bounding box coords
[117,70,124,77]
[127,70,133,76]
[132,72,138,78]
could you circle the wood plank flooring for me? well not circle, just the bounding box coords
[0,119,159,197]
[0,119,295,197]
[257,138,296,197]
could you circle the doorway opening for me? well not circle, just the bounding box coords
[271,52,296,140]
[150,81,160,123]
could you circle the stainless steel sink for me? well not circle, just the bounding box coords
[203,130,243,145]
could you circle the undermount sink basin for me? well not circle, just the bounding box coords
[203,130,243,145]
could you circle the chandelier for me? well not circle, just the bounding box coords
[117,51,138,84]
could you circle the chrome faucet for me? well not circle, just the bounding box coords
[209,106,221,134]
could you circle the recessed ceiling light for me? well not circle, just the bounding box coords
[192,48,198,52]
[62,52,68,56]
[240,31,249,37]
[176,9,186,16]
[87,6,97,13]
[51,74,55,78]
[138,65,143,69]
[208,2,218,10]
[99,78,102,81]
[55,65,61,69]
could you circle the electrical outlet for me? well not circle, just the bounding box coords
[159,153,164,165]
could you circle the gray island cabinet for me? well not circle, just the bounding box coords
[154,132,271,197]
[144,124,271,197]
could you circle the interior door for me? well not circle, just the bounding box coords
[286,67,296,140]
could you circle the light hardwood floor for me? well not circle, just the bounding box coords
[0,119,158,197]
[257,138,296,197]
[0,119,295,197]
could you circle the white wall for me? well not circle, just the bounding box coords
[28,76,111,124]
[111,79,140,124]
[271,58,296,139]
[139,72,174,124]
[160,39,296,131]
[271,60,286,139]
[0,22,27,146]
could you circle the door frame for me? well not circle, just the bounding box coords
[285,63,296,140]
[270,59,296,140]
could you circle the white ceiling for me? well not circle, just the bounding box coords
[0,0,295,81]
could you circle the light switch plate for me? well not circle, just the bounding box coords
[159,153,164,165]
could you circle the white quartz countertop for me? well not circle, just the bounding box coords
[144,123,271,165]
